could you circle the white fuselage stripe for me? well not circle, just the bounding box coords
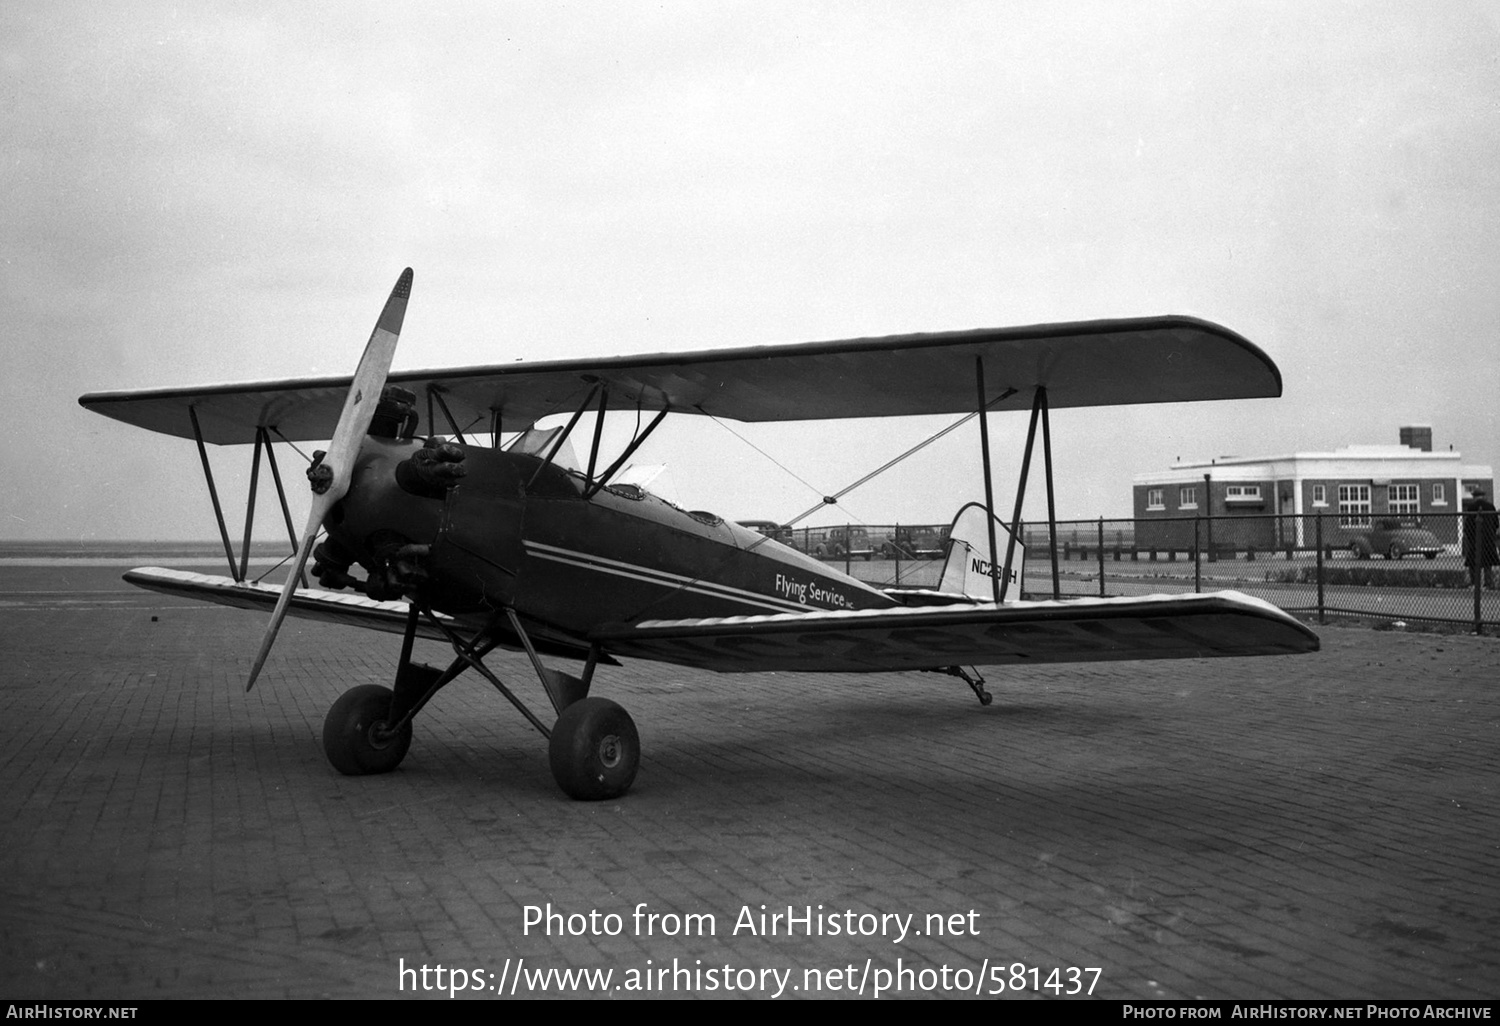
[523,540,814,615]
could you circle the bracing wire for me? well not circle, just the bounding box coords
[624,398,1013,617]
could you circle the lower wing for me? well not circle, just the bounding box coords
[125,566,439,636]
[126,568,1315,675]
[590,591,1319,672]
[121,567,609,663]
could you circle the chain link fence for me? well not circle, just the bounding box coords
[777,512,1497,633]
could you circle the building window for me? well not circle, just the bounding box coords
[1224,485,1262,503]
[1388,484,1419,516]
[1146,488,1164,510]
[1432,483,1446,505]
[1312,484,1327,507]
[1338,484,1371,528]
[1179,485,1197,509]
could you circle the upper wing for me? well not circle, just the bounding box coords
[589,591,1318,673]
[79,315,1280,443]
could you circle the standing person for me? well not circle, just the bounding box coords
[1462,488,1499,589]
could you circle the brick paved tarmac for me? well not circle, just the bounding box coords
[1,565,1497,1000]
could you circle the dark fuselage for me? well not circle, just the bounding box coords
[331,437,895,647]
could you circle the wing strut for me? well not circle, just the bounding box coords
[237,428,263,582]
[999,388,1045,603]
[583,384,610,485]
[584,405,670,499]
[258,427,308,589]
[189,406,240,581]
[1040,391,1061,600]
[525,381,601,488]
[971,374,1062,604]
[426,385,468,444]
[974,358,1001,603]
[186,411,306,587]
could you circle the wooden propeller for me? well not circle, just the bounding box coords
[246,269,413,691]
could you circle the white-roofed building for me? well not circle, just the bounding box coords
[1132,427,1494,551]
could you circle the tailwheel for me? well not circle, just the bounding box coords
[323,684,413,775]
[548,698,640,801]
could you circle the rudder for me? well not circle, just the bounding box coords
[936,502,1025,600]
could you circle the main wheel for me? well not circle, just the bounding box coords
[322,684,412,775]
[548,698,640,801]
[1387,543,1405,560]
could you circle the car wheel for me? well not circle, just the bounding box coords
[1387,543,1405,560]
[1352,542,1369,560]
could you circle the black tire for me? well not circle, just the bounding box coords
[549,698,640,801]
[323,684,412,775]
[1388,543,1404,560]
[1352,542,1369,560]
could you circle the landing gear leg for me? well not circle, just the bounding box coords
[424,606,640,801]
[932,665,992,706]
[321,602,459,775]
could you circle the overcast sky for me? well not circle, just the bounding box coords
[4,1,1498,541]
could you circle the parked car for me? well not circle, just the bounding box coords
[735,520,795,548]
[816,526,874,560]
[1349,518,1442,560]
[876,524,945,559]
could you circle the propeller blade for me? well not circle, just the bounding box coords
[246,268,413,692]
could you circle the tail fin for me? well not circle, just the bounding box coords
[936,502,1025,601]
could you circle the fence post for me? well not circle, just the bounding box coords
[1194,516,1202,593]
[1097,517,1106,597]
[1315,513,1326,624]
[845,522,852,576]
[1472,509,1484,636]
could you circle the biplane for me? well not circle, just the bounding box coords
[79,270,1318,800]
